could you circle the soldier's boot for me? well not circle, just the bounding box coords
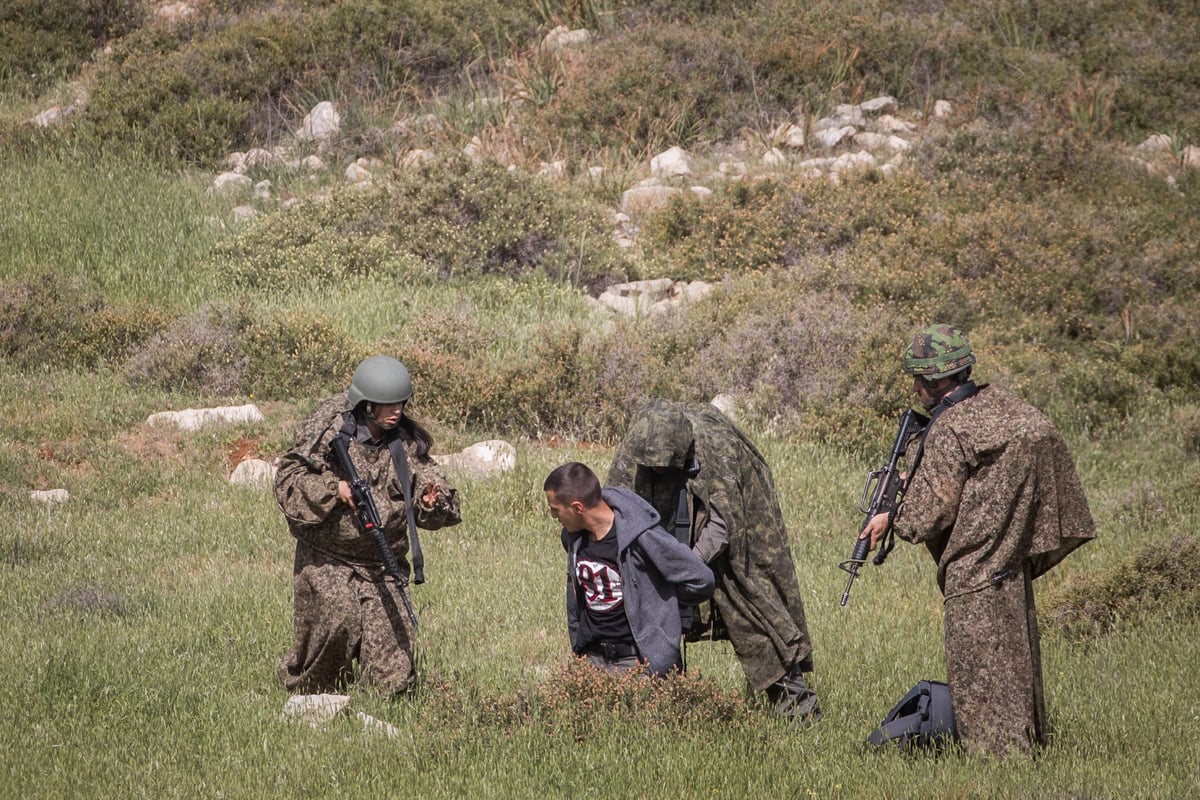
[765,664,822,724]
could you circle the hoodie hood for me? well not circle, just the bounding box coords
[601,485,662,551]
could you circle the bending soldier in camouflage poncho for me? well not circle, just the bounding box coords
[863,325,1096,757]
[275,356,461,696]
[607,400,820,720]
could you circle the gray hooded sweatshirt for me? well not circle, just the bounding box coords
[561,486,715,676]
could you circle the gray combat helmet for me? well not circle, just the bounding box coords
[347,355,413,407]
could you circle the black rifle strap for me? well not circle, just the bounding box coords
[386,436,424,584]
[337,411,425,585]
[911,381,981,473]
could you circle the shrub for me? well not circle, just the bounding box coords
[1043,534,1200,641]
[240,312,366,401]
[121,303,363,400]
[209,159,629,293]
[122,303,250,396]
[522,21,759,157]
[0,276,168,370]
[0,0,142,97]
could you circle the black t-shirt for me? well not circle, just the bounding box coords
[574,530,634,648]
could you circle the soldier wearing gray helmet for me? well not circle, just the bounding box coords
[275,355,460,696]
[861,324,1096,757]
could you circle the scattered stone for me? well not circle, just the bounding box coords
[212,172,252,193]
[434,441,517,478]
[30,489,70,505]
[281,693,399,737]
[814,126,856,149]
[651,146,693,178]
[298,101,340,142]
[597,279,712,316]
[230,458,277,487]
[543,25,592,50]
[859,95,899,115]
[620,184,680,215]
[147,404,264,432]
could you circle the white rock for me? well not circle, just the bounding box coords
[859,95,898,114]
[543,25,592,50]
[434,441,517,477]
[345,162,372,183]
[620,185,680,215]
[933,100,954,119]
[299,101,340,141]
[230,458,276,487]
[282,694,352,726]
[710,394,738,420]
[831,151,878,173]
[30,489,70,505]
[400,149,435,168]
[147,404,264,432]
[772,122,806,149]
[814,126,856,149]
[762,148,788,167]
[650,146,693,178]
[212,172,252,193]
[876,114,917,134]
[852,132,890,151]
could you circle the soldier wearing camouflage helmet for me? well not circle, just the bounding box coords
[606,399,820,722]
[861,324,1096,757]
[274,355,461,697]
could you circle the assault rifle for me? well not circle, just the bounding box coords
[329,435,419,629]
[838,408,929,606]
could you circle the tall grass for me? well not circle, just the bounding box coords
[0,147,227,311]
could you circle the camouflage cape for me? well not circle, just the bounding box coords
[895,384,1096,756]
[606,400,814,690]
[274,392,461,694]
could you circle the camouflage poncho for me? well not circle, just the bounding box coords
[275,392,460,575]
[607,400,814,690]
[895,384,1096,756]
[274,392,460,694]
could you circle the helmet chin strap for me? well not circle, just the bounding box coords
[365,402,400,430]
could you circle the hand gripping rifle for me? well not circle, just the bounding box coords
[329,435,419,630]
[839,408,929,606]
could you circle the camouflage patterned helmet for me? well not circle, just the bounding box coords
[347,355,413,406]
[902,324,975,379]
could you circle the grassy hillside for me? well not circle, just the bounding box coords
[2,1,1199,797]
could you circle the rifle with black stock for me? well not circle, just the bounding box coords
[329,435,419,630]
[838,408,929,606]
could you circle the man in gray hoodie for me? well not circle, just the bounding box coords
[544,462,715,676]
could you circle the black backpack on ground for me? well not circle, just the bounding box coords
[866,679,958,750]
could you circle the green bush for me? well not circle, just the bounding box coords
[0,0,142,97]
[240,312,366,400]
[121,303,362,400]
[1043,534,1200,641]
[209,159,629,292]
[522,21,758,157]
[0,276,168,370]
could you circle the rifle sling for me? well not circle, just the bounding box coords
[337,411,426,585]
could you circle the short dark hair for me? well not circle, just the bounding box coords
[543,462,602,508]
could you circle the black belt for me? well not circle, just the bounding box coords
[583,641,639,660]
